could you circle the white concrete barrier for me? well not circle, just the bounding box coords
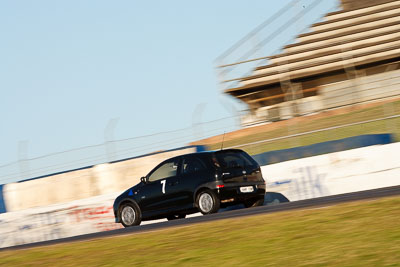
[3,147,198,212]
[262,142,400,201]
[1,143,399,248]
[0,193,123,248]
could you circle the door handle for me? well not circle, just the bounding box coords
[168,181,178,186]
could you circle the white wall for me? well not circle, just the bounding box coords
[3,147,197,212]
[0,193,122,249]
[1,143,399,248]
[262,142,400,201]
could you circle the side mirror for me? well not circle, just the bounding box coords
[140,176,147,184]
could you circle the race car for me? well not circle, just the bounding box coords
[113,149,266,227]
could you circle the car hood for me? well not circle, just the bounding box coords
[117,182,142,199]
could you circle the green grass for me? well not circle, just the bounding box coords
[1,196,399,266]
[209,100,400,155]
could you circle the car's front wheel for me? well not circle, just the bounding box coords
[119,202,142,227]
[196,190,220,215]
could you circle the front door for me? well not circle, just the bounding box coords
[140,157,181,213]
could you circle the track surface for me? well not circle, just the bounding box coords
[2,185,400,251]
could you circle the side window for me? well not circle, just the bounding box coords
[148,159,179,182]
[182,157,206,175]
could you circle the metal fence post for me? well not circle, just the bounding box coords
[104,118,119,163]
[18,140,30,181]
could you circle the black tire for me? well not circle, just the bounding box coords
[119,201,142,227]
[244,198,264,208]
[196,189,220,215]
[167,214,186,221]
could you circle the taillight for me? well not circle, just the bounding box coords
[217,184,225,188]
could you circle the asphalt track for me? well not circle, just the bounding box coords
[2,185,400,251]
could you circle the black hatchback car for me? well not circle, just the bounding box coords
[113,149,266,227]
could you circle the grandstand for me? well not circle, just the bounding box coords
[220,0,400,125]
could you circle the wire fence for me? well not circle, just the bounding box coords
[225,100,400,156]
[0,116,240,185]
[1,98,399,185]
[1,0,341,185]
[2,0,398,185]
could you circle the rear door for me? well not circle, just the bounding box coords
[177,155,211,206]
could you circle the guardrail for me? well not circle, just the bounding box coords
[0,116,239,185]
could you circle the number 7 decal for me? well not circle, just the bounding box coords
[161,180,166,194]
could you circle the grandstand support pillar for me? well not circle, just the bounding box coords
[292,83,303,116]
[282,81,292,118]
[277,55,302,118]
[281,80,301,118]
[282,82,302,147]
[340,44,363,109]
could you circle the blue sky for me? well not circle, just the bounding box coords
[0,0,337,171]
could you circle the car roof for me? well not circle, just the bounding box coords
[177,148,244,158]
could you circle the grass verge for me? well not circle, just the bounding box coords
[1,196,399,266]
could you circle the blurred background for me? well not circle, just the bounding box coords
[1,0,400,249]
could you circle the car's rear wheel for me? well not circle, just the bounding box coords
[167,214,186,221]
[119,202,142,227]
[196,190,220,215]
[244,198,264,208]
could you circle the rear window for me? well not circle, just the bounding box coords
[214,150,258,169]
